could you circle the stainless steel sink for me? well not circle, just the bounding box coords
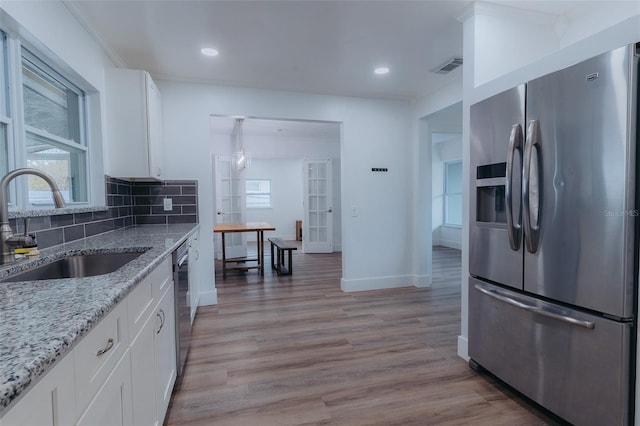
[1,251,146,282]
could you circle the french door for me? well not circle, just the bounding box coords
[214,155,246,259]
[303,159,333,253]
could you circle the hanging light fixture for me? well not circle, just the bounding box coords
[233,118,249,171]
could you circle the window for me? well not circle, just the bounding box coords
[444,160,462,226]
[246,179,271,208]
[0,30,90,208]
[21,50,88,204]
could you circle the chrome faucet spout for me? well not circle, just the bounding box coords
[0,168,66,263]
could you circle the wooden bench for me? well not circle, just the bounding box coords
[268,238,297,276]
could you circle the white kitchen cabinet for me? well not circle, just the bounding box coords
[188,232,200,323]
[73,300,129,417]
[75,351,133,426]
[1,255,178,426]
[105,68,164,180]
[129,257,176,425]
[0,353,76,426]
[154,283,176,421]
[129,311,158,426]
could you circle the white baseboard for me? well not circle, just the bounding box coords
[439,239,462,250]
[198,289,218,306]
[341,275,415,292]
[414,274,432,287]
[457,335,469,361]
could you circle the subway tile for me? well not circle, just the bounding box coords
[35,228,64,249]
[181,185,197,195]
[168,215,197,224]
[117,184,131,196]
[26,216,52,232]
[94,209,112,220]
[172,195,197,205]
[135,215,167,225]
[133,206,151,215]
[181,205,197,215]
[151,205,179,215]
[64,224,85,243]
[119,206,132,217]
[161,186,181,196]
[74,212,94,224]
[132,185,150,196]
[51,214,74,228]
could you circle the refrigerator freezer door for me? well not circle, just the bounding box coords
[524,45,637,318]
[469,278,631,425]
[470,86,525,289]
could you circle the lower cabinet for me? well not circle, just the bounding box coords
[0,352,76,426]
[76,351,133,426]
[155,283,177,421]
[130,273,176,426]
[0,256,177,426]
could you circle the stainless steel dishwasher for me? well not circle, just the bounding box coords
[173,240,191,378]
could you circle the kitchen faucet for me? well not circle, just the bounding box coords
[0,168,66,263]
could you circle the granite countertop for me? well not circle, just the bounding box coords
[0,223,199,414]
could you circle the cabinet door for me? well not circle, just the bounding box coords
[188,233,199,323]
[145,73,164,179]
[76,351,133,426]
[155,282,176,422]
[129,312,158,426]
[0,353,76,426]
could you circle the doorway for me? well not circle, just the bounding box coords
[418,102,462,284]
[210,116,342,260]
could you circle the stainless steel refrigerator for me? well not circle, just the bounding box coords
[469,43,639,425]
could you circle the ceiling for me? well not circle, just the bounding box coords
[63,0,607,139]
[67,0,473,100]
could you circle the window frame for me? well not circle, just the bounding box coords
[0,30,94,210]
[245,179,272,209]
[443,159,462,228]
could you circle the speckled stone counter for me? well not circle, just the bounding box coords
[0,223,198,414]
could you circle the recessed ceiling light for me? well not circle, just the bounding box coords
[201,47,219,57]
[374,66,390,75]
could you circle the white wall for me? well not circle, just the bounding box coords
[457,1,640,365]
[159,80,414,300]
[0,0,112,205]
[245,158,303,241]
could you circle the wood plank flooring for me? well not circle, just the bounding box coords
[166,245,555,425]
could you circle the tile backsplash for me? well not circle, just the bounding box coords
[9,176,198,250]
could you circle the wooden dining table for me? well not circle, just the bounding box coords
[214,222,276,279]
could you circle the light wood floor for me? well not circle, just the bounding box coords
[166,246,555,425]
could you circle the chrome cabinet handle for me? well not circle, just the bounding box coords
[506,123,523,251]
[96,338,114,356]
[157,309,166,334]
[523,120,541,253]
[474,284,595,329]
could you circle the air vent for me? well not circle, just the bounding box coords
[431,57,463,74]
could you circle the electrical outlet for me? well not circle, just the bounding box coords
[163,198,173,211]
[351,207,358,217]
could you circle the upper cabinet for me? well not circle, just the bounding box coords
[105,69,164,180]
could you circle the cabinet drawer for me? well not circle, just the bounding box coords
[74,301,129,417]
[150,257,172,299]
[127,274,155,340]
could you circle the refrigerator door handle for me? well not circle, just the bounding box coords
[506,123,523,251]
[523,119,541,253]
[474,284,596,329]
